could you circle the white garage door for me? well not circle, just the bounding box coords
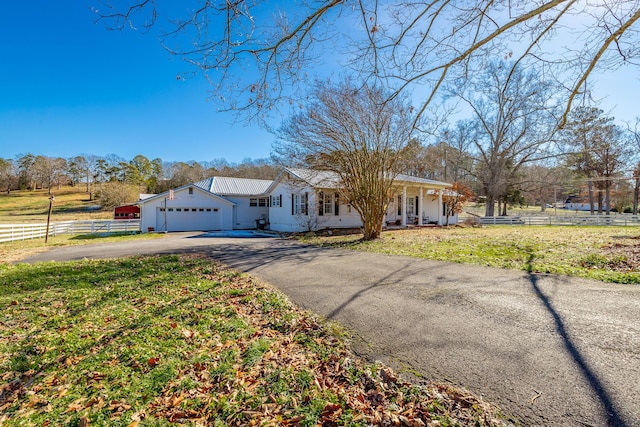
[156,207,222,232]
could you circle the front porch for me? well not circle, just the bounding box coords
[385,181,454,227]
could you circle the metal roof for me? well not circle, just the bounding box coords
[194,176,273,196]
[285,168,342,188]
[395,174,451,188]
[283,168,451,189]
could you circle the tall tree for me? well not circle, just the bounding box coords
[16,153,36,190]
[0,158,15,193]
[98,1,640,123]
[273,79,416,240]
[449,61,559,216]
[67,155,87,188]
[32,156,68,194]
[629,118,640,214]
[562,107,627,214]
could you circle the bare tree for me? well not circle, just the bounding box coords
[32,156,68,194]
[16,153,36,190]
[0,158,15,193]
[273,79,416,240]
[97,1,640,123]
[562,107,628,214]
[449,60,559,216]
[627,118,640,214]
[96,181,140,209]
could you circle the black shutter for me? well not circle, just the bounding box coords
[318,191,324,216]
[335,193,340,215]
[291,194,295,215]
[279,194,282,208]
[304,192,309,215]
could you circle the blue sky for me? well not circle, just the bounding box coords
[0,2,276,164]
[1,3,638,165]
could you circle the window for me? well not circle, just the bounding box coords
[271,194,282,207]
[199,208,204,212]
[206,208,211,212]
[250,197,268,207]
[318,191,337,216]
[292,193,308,215]
[176,208,182,212]
[168,208,174,212]
[188,187,194,195]
[397,195,402,216]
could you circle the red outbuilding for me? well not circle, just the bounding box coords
[114,204,140,220]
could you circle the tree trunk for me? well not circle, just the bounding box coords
[597,190,603,214]
[605,181,611,215]
[588,179,595,215]
[633,174,639,215]
[485,194,496,216]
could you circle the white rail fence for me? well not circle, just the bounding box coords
[467,215,640,226]
[0,220,141,243]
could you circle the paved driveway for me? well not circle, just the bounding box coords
[20,233,640,426]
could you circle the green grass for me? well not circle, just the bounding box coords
[300,226,640,284]
[0,255,508,426]
[0,187,113,223]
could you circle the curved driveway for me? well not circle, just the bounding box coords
[20,233,640,426]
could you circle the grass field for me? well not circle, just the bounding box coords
[0,255,508,426]
[300,226,640,284]
[0,187,112,223]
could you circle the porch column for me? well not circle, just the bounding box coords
[401,186,407,227]
[437,190,443,225]
[418,188,423,225]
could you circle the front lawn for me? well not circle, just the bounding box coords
[300,226,640,284]
[0,255,509,426]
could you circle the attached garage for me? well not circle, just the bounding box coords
[139,185,235,232]
[155,207,222,232]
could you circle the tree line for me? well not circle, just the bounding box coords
[0,154,279,208]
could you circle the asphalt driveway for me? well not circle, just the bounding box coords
[19,233,640,426]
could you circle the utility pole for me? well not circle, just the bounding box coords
[163,197,167,232]
[45,194,55,243]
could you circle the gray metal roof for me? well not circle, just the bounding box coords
[285,168,342,188]
[194,176,273,196]
[284,168,451,188]
[395,174,451,188]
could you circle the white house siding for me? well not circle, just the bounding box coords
[267,183,362,232]
[225,196,270,229]
[313,189,362,230]
[140,187,234,232]
[267,182,310,232]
